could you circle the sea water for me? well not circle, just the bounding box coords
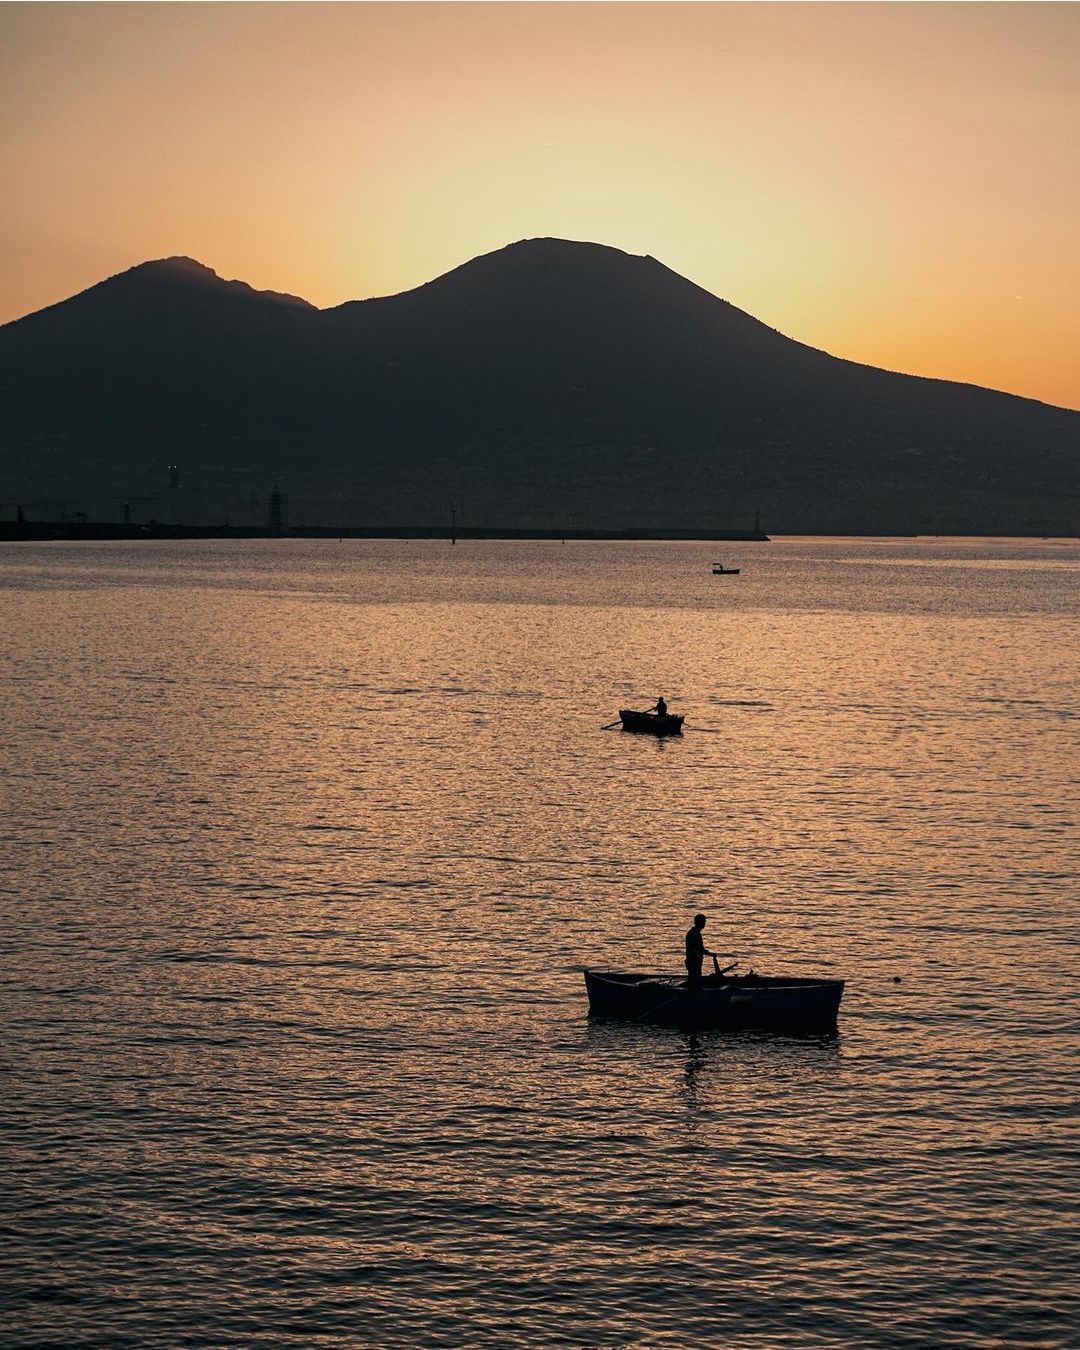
[1,536,1077,1346]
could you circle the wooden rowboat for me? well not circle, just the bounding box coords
[619,709,685,735]
[584,968,844,1028]
[712,565,741,574]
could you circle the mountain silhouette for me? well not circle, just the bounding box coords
[1,238,1076,532]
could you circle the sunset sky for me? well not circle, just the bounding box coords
[2,2,1078,409]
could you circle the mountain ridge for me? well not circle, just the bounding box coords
[7,238,1072,413]
[0,238,1076,533]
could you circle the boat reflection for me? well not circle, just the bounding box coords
[583,1017,841,1131]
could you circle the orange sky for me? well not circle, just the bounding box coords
[2,2,1078,409]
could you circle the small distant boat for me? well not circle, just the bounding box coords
[712,564,741,575]
[584,967,844,1028]
[619,708,685,735]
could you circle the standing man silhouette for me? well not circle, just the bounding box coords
[685,913,714,987]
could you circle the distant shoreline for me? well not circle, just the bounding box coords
[1,522,1076,543]
[0,521,772,543]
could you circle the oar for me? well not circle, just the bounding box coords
[601,719,622,730]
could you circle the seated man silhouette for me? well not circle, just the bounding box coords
[652,696,668,717]
[684,913,714,988]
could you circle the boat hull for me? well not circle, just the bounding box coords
[619,710,685,735]
[584,969,844,1029]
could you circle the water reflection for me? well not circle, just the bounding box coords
[583,1018,842,1138]
[678,1027,841,1117]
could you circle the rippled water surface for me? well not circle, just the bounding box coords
[2,537,1077,1346]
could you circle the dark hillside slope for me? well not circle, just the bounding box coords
[1,239,1076,531]
[1,257,319,441]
